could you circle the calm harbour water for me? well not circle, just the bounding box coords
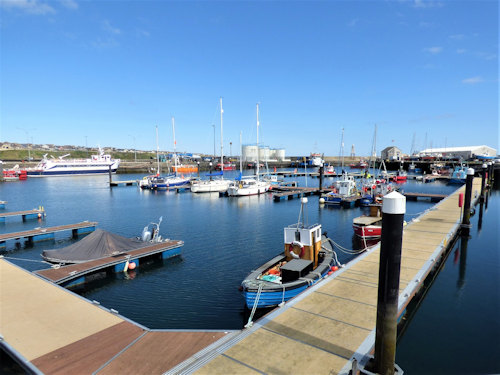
[1,170,498,373]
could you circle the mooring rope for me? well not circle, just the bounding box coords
[245,282,264,328]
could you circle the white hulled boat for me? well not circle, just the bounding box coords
[27,148,120,177]
[227,103,270,196]
[191,97,231,193]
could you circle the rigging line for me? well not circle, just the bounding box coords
[1,256,50,264]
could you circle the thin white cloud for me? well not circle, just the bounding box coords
[102,20,121,35]
[423,46,443,54]
[136,29,150,37]
[456,49,466,54]
[462,76,484,84]
[413,0,444,8]
[59,0,78,10]
[449,34,465,40]
[0,0,55,15]
[347,18,359,27]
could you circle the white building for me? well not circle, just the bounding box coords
[418,145,497,159]
[381,146,403,161]
[242,144,286,162]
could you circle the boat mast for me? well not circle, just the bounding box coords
[155,125,160,176]
[340,127,345,173]
[256,103,259,181]
[172,116,177,174]
[220,97,224,175]
[239,130,243,173]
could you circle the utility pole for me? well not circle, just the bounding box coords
[17,127,35,161]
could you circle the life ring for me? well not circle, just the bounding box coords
[288,241,305,259]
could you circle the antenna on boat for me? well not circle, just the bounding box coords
[172,116,177,174]
[155,125,160,176]
[297,196,308,229]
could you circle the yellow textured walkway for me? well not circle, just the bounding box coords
[189,178,481,375]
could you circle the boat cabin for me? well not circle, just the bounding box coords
[284,223,322,268]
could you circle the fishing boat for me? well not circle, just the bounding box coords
[172,164,198,174]
[349,159,368,169]
[227,103,270,196]
[392,168,407,182]
[191,98,232,193]
[324,164,336,175]
[448,165,467,184]
[240,197,337,309]
[310,153,324,167]
[353,204,382,239]
[323,174,358,205]
[27,148,120,177]
[215,162,236,171]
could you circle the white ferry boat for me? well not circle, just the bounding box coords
[27,148,120,177]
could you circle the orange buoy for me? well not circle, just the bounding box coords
[128,262,137,270]
[331,266,339,271]
[327,271,334,275]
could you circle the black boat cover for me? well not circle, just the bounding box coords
[41,229,147,264]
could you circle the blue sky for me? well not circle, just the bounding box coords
[1,0,498,156]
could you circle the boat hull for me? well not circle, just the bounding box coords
[241,236,336,309]
[27,167,118,177]
[353,224,381,238]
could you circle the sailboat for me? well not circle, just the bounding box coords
[152,117,191,189]
[227,103,271,196]
[139,125,162,189]
[191,98,232,193]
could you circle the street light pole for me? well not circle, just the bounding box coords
[212,124,216,158]
[17,127,35,161]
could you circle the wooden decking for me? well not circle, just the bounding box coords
[0,259,234,374]
[169,178,481,374]
[35,239,184,284]
[0,221,97,243]
[0,209,45,220]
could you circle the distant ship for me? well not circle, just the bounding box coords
[27,148,120,177]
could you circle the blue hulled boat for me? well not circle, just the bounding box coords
[448,165,467,184]
[241,198,338,309]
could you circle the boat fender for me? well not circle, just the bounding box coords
[288,241,305,259]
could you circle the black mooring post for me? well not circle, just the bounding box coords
[108,165,112,186]
[319,164,324,192]
[373,191,406,375]
[457,233,469,289]
[480,163,487,202]
[461,168,475,235]
[488,162,493,185]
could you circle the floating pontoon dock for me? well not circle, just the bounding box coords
[0,200,6,209]
[0,209,45,223]
[0,260,234,374]
[0,179,482,374]
[0,221,97,247]
[170,178,481,374]
[35,239,184,288]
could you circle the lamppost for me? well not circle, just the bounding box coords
[17,127,35,161]
[129,135,137,162]
[230,142,232,159]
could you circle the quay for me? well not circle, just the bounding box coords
[0,178,483,374]
[0,221,97,247]
[0,259,235,374]
[0,208,45,223]
[35,239,184,288]
[170,177,481,374]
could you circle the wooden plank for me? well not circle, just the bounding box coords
[32,321,144,375]
[99,331,229,374]
[0,209,44,218]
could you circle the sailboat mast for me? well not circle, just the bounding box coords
[239,130,243,173]
[341,127,345,170]
[155,125,160,175]
[220,97,224,172]
[256,103,259,181]
[172,116,177,173]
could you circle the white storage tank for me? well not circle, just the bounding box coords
[242,144,259,162]
[259,146,270,162]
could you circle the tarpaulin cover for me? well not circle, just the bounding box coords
[42,229,147,264]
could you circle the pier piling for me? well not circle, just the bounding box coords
[461,168,475,235]
[487,162,493,185]
[319,164,324,192]
[480,163,487,202]
[373,191,406,375]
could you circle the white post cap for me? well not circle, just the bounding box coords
[301,197,308,204]
[488,162,493,166]
[382,191,406,214]
[482,163,488,168]
[467,168,475,176]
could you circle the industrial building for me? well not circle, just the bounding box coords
[418,145,497,160]
[242,144,286,162]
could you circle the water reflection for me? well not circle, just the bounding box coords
[457,234,469,290]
